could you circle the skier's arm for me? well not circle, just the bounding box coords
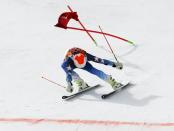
[86,53,114,66]
[61,57,71,73]
[61,57,73,82]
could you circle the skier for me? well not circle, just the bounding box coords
[61,47,123,93]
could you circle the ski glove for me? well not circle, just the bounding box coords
[112,62,123,70]
[66,81,73,93]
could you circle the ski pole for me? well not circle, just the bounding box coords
[41,76,66,88]
[67,5,97,46]
[99,25,119,63]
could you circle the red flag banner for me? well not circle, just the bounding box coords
[55,6,134,45]
[55,12,78,29]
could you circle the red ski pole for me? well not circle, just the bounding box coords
[67,5,97,46]
[41,76,66,88]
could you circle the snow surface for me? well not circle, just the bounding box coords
[0,0,174,130]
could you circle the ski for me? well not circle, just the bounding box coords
[101,82,130,99]
[62,84,100,100]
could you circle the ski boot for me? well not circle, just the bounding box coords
[74,79,89,92]
[106,76,123,90]
[66,81,73,93]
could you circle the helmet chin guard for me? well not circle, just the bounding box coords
[73,53,87,68]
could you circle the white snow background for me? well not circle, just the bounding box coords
[0,0,174,130]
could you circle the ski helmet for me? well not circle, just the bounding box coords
[73,53,87,68]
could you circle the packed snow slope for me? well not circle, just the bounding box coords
[0,0,174,130]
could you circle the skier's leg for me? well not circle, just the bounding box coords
[71,70,88,91]
[82,62,121,90]
[82,62,109,80]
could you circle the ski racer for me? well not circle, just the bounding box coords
[61,47,123,93]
